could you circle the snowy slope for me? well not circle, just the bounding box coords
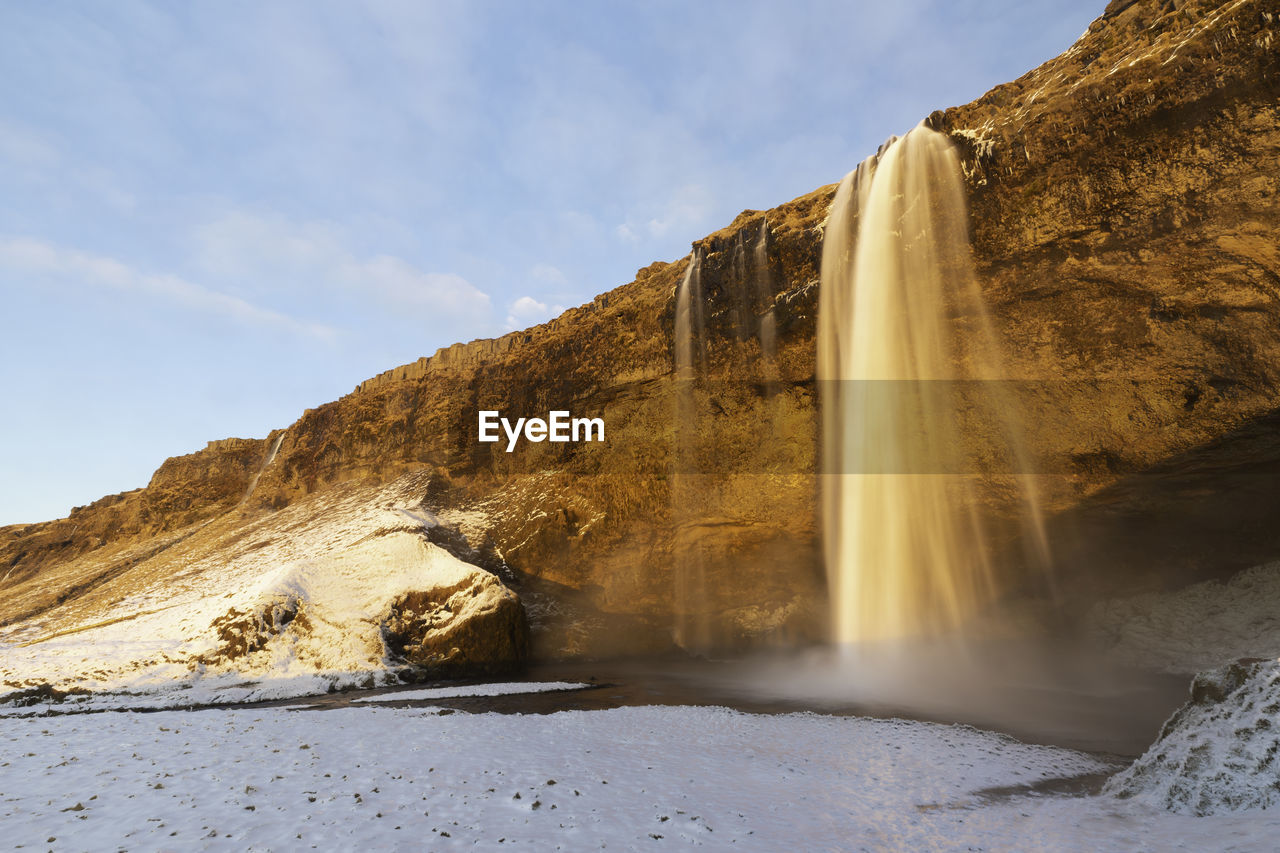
[1087,562,1280,674]
[0,474,514,709]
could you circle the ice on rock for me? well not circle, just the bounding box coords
[1106,659,1280,815]
[1087,561,1280,673]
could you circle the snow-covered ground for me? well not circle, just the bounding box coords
[7,484,1280,846]
[4,698,1279,851]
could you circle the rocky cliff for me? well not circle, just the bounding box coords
[3,0,1278,662]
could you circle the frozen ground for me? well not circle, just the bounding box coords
[4,695,1280,851]
[6,495,1280,847]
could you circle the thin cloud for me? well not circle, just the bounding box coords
[531,263,569,287]
[0,235,336,340]
[352,255,488,312]
[614,183,714,244]
[0,119,60,170]
[193,211,491,318]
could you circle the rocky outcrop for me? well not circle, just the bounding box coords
[1106,658,1280,814]
[203,594,310,663]
[0,475,529,702]
[3,0,1279,659]
[936,0,1280,600]
[0,434,278,602]
[382,578,528,678]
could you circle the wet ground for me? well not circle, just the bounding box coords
[264,651,1190,761]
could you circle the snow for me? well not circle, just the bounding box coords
[1087,561,1280,673]
[1087,564,1280,818]
[4,702,1280,851]
[1106,660,1280,816]
[349,682,587,703]
[0,475,515,711]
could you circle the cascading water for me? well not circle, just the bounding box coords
[729,233,750,369]
[674,249,705,379]
[240,431,286,507]
[672,250,710,650]
[669,225,795,652]
[753,220,778,388]
[818,124,1048,647]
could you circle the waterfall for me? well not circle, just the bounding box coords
[240,431,286,507]
[672,251,710,650]
[674,249,705,379]
[670,224,787,651]
[753,219,778,388]
[818,124,1048,647]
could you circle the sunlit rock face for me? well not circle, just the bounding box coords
[3,0,1280,660]
[932,0,1280,603]
[1106,659,1280,815]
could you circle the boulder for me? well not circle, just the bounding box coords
[383,576,529,678]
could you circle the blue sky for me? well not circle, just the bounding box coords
[0,0,1097,525]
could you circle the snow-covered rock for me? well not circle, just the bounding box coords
[0,474,528,709]
[1087,562,1280,673]
[194,530,528,681]
[1105,659,1280,815]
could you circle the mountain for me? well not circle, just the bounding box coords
[3,0,1278,695]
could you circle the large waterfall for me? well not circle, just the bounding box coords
[818,125,1047,647]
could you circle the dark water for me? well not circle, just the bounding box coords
[277,650,1189,761]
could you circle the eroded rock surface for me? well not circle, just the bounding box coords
[382,578,529,678]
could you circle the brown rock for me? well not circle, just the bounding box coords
[382,577,529,678]
[4,0,1279,658]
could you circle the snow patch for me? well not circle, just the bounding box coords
[349,681,587,703]
[0,704,1126,850]
[6,702,1279,848]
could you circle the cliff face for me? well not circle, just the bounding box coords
[3,0,1279,657]
[938,0,1280,595]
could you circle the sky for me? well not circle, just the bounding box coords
[0,0,1099,525]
